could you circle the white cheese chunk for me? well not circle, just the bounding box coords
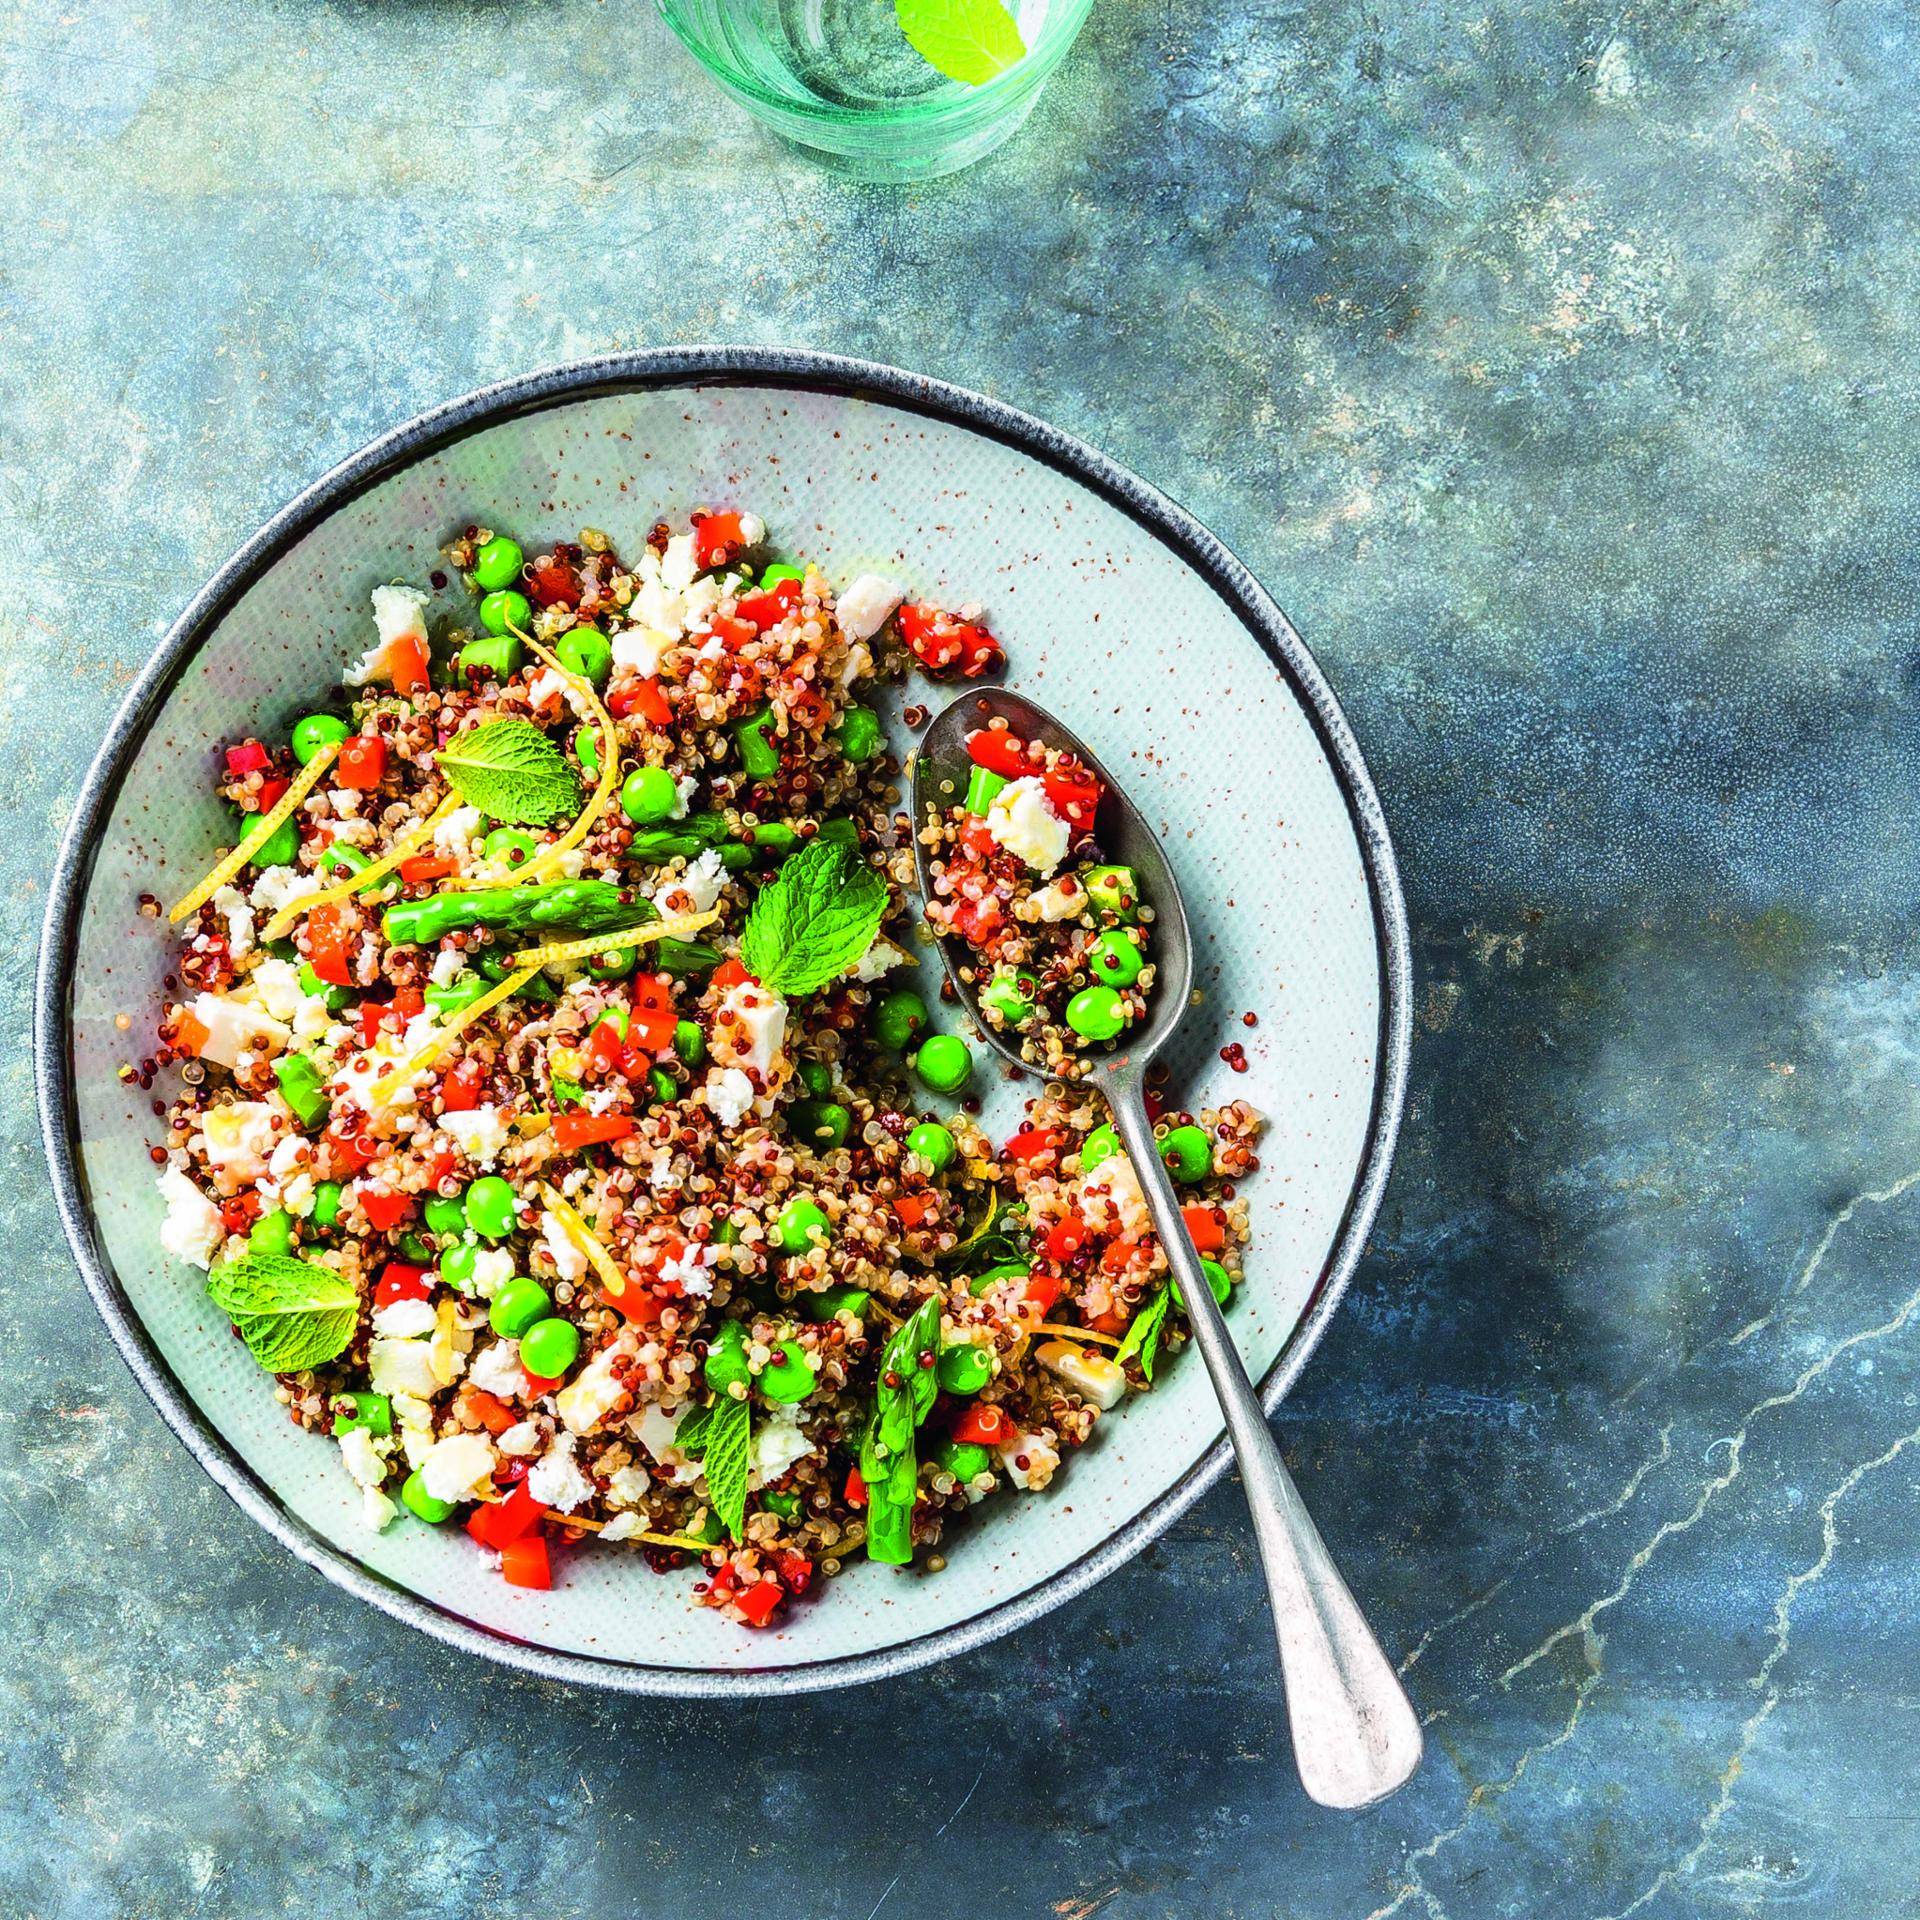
[201,1101,283,1182]
[443,1104,512,1168]
[372,1297,437,1339]
[554,1345,627,1436]
[186,992,290,1070]
[985,777,1070,875]
[836,573,906,643]
[468,1339,523,1398]
[211,884,255,960]
[420,1431,497,1504]
[157,1167,224,1270]
[369,1338,439,1399]
[702,1066,755,1129]
[1034,1339,1126,1410]
[528,1432,594,1511]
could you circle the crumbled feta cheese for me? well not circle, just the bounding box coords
[672,773,697,819]
[211,884,255,960]
[554,1345,628,1436]
[420,1431,497,1504]
[985,777,1070,875]
[369,1338,439,1399]
[611,623,674,677]
[157,1167,223,1269]
[1027,878,1088,923]
[659,1243,715,1299]
[468,1339,523,1397]
[337,1426,389,1491]
[1034,1339,1126,1410]
[528,1433,593,1512]
[201,1101,283,1182]
[737,511,767,546]
[267,1134,305,1179]
[998,1428,1061,1491]
[849,936,907,983]
[629,1404,702,1486]
[498,1420,543,1457]
[247,957,307,1024]
[372,1298,437,1339]
[525,667,569,710]
[714,981,787,1082]
[836,642,872,692]
[361,1485,399,1530]
[280,1172,316,1218]
[749,1404,816,1486]
[660,534,697,591]
[600,1512,644,1542]
[346,583,429,685]
[539,1210,589,1283]
[466,1247,514,1300]
[443,1104,512,1168]
[249,865,322,915]
[702,1066,755,1130]
[186,992,290,1070]
[652,847,726,918]
[836,573,905,643]
[428,946,470,988]
[432,805,485,857]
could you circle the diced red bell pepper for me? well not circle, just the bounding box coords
[708,612,757,651]
[373,1260,432,1306]
[1045,1212,1091,1263]
[1023,1272,1064,1315]
[303,904,356,987]
[844,1466,867,1508]
[710,957,750,989]
[958,816,1000,862]
[609,676,674,726]
[392,986,424,1020]
[336,735,386,790]
[1087,1304,1131,1337]
[1101,1236,1142,1274]
[525,558,579,609]
[361,1189,417,1232]
[692,510,746,571]
[632,972,674,1014]
[219,1192,261,1235]
[399,852,455,884]
[171,1007,212,1058]
[440,1058,485,1113]
[736,579,800,630]
[254,776,290,813]
[552,1111,637,1152]
[524,1369,563,1396]
[323,1126,377,1176]
[774,1549,813,1595]
[951,1403,1013,1448]
[467,1481,542,1547]
[387,632,430,695]
[1002,1125,1060,1164]
[462,1388,520,1438]
[734,1579,783,1627]
[225,741,272,777]
[585,1021,624,1076]
[893,1193,932,1229]
[500,1532,552,1589]
[1182,1204,1226,1254]
[1041,764,1102,828]
[899,605,1003,679]
[612,1287,666,1326]
[355,1001,388,1048]
[966,728,1030,777]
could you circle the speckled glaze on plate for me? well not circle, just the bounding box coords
[35,348,1410,1696]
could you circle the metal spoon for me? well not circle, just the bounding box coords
[911,688,1422,1810]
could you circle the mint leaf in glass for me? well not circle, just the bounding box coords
[437,718,582,826]
[207,1252,358,1374]
[895,0,1026,85]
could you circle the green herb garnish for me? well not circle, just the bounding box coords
[859,1294,943,1565]
[740,838,888,996]
[436,718,582,826]
[700,1394,753,1543]
[896,0,1026,85]
[207,1252,358,1374]
[1114,1282,1171,1382]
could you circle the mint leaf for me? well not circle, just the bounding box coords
[702,1393,752,1542]
[740,839,887,996]
[1115,1283,1170,1382]
[896,0,1026,83]
[437,719,581,826]
[675,1400,716,1457]
[207,1252,358,1374]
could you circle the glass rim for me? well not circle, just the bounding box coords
[654,0,1097,126]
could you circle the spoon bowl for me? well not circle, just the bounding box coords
[912,689,1423,1810]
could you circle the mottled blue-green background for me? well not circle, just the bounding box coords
[7,0,1920,1911]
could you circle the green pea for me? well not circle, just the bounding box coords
[674,1019,706,1067]
[914,1034,973,1096]
[762,1489,801,1520]
[704,1320,749,1391]
[758,1339,816,1404]
[1081,1123,1122,1173]
[1089,928,1145,988]
[460,631,523,678]
[797,1057,833,1098]
[773,1198,832,1255]
[272,1052,328,1128]
[1084,864,1141,920]
[964,763,1007,816]
[969,1260,1032,1296]
[422,1194,466,1238]
[1066,985,1128,1042]
[906,1121,957,1171]
[575,726,600,777]
[441,1243,481,1292]
[489,1275,550,1338]
[291,714,349,765]
[583,944,636,982]
[873,988,929,1052]
[734,706,780,779]
[298,962,349,1012]
[477,589,531,636]
[400,1470,455,1524]
[1159,1124,1213,1184]
[759,562,806,589]
[933,1439,996,1484]
[234,804,297,870]
[937,1344,994,1395]
[317,841,369,879]
[556,624,612,684]
[649,1066,678,1105]
[248,1208,293,1257]
[789,1100,850,1151]
[834,706,883,764]
[483,825,538,869]
[1172,1259,1233,1311]
[397,1231,435,1265]
[473,535,524,591]
[621,765,681,826]
[978,968,1037,1027]
[309,1181,343,1231]
[520,1316,581,1379]
[334,1391,391,1438]
[464,1174,517,1240]
[801,1282,870,1322]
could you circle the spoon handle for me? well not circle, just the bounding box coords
[1109,1088,1423,1809]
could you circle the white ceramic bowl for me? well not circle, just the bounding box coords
[37,349,1410,1694]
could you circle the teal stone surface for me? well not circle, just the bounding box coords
[6,0,1920,1910]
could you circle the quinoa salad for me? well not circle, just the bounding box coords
[142,510,1262,1630]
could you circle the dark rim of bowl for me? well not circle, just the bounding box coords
[35,345,1413,1698]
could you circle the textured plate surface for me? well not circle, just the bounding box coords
[38,347,1410,1693]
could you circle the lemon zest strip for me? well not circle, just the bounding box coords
[368,964,539,1106]
[536,1182,631,1301]
[509,907,719,972]
[168,742,341,924]
[259,792,464,943]
[1031,1321,1125,1349]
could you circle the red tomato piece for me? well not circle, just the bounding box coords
[467,1482,542,1547]
[1002,1125,1060,1164]
[951,1403,1012,1448]
[966,729,1029,777]
[552,1112,637,1152]
[1045,1212,1090,1264]
[336,735,386,790]
[1023,1272,1064,1315]
[440,1058,485,1113]
[360,1189,417,1232]
[373,1260,431,1306]
[692,510,745,571]
[736,579,800,630]
[734,1579,783,1627]
[500,1532,552,1590]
